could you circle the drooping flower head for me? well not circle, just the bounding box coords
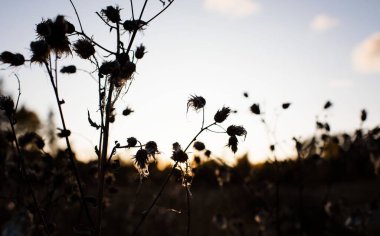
[214,106,231,123]
[187,95,206,113]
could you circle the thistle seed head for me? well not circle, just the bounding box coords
[193,141,206,151]
[0,51,25,66]
[187,95,206,112]
[101,6,121,23]
[226,125,247,137]
[214,106,231,123]
[134,149,148,169]
[135,44,146,59]
[227,136,238,153]
[30,40,50,63]
[127,137,137,147]
[73,39,95,59]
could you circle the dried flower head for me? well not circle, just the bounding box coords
[282,103,291,109]
[145,141,158,158]
[101,6,121,23]
[361,109,367,122]
[193,141,206,151]
[0,96,14,118]
[227,135,238,153]
[0,51,25,66]
[36,20,52,38]
[226,125,247,137]
[134,149,148,169]
[250,103,260,115]
[99,61,120,75]
[135,44,146,59]
[60,65,77,74]
[123,20,147,32]
[119,61,136,80]
[214,106,231,123]
[171,142,188,163]
[127,137,138,147]
[122,107,134,116]
[73,39,95,59]
[324,101,332,110]
[30,40,50,63]
[187,95,206,112]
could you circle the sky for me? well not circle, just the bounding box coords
[0,0,380,166]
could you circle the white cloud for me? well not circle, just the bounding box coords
[204,0,260,18]
[353,33,380,74]
[310,14,339,32]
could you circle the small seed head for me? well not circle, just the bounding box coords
[214,107,231,123]
[226,125,247,137]
[101,6,121,23]
[135,44,146,59]
[73,39,95,59]
[187,95,206,112]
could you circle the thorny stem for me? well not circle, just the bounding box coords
[43,61,95,230]
[132,121,216,235]
[8,117,51,236]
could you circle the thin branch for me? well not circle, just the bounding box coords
[13,74,21,111]
[76,31,115,55]
[130,0,135,20]
[144,0,175,26]
[69,0,84,33]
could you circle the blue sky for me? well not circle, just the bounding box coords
[1,0,380,165]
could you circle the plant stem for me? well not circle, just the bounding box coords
[43,62,94,230]
[8,118,50,236]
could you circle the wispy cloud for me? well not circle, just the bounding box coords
[353,33,380,74]
[203,0,261,18]
[310,14,339,32]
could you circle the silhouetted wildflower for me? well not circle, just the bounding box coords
[361,109,367,122]
[0,96,14,118]
[226,125,247,137]
[99,61,120,75]
[282,103,291,109]
[122,107,134,116]
[30,40,50,63]
[60,65,77,74]
[187,95,206,112]
[118,61,136,81]
[171,142,188,163]
[57,129,71,138]
[193,141,206,151]
[250,103,260,115]
[135,44,146,59]
[205,150,211,157]
[214,106,231,123]
[0,51,25,66]
[127,137,137,147]
[101,6,121,23]
[134,149,148,169]
[123,20,147,32]
[227,135,238,153]
[73,39,95,59]
[324,101,332,109]
[145,141,158,158]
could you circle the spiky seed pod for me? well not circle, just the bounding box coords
[145,141,158,158]
[227,135,238,153]
[0,51,25,66]
[193,141,206,151]
[127,137,138,147]
[36,20,52,38]
[0,96,14,118]
[101,6,121,23]
[135,44,146,59]
[172,149,188,163]
[116,53,130,65]
[99,61,120,75]
[73,39,95,59]
[123,20,147,32]
[250,104,260,115]
[119,61,136,79]
[214,107,231,123]
[226,125,247,137]
[60,65,77,74]
[187,95,206,112]
[30,40,50,63]
[122,107,134,116]
[134,149,148,169]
